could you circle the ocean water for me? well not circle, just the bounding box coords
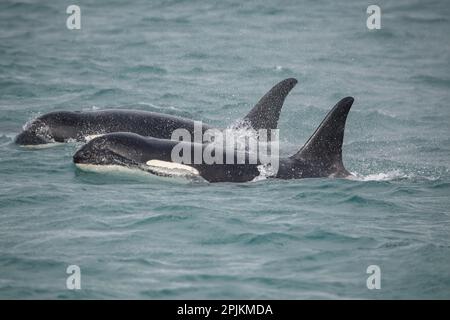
[1,0,450,299]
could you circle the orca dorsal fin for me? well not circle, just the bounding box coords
[291,97,354,175]
[243,78,297,130]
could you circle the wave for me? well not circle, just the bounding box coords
[1,1,59,17]
[302,229,376,245]
[122,65,168,75]
[349,170,412,182]
[202,232,301,246]
[400,14,448,24]
[89,88,130,99]
[411,75,450,88]
[0,133,16,144]
[141,16,190,24]
[242,65,296,77]
[118,213,190,228]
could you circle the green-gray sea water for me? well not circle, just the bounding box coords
[1,0,449,299]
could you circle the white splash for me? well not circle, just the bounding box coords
[226,119,278,154]
[254,164,277,182]
[226,120,260,152]
[85,134,105,142]
[82,105,101,111]
[22,112,41,130]
[349,170,412,181]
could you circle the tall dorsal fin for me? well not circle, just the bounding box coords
[291,97,354,175]
[243,78,297,130]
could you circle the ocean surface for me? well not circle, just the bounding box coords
[1,0,450,299]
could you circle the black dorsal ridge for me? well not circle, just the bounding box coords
[291,96,354,173]
[243,78,298,130]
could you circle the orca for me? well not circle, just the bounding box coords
[73,97,354,182]
[15,78,297,146]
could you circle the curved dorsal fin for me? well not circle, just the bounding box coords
[243,78,297,130]
[291,97,354,175]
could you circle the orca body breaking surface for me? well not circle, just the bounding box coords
[73,97,355,183]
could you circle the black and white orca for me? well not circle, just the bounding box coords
[73,97,354,183]
[15,78,298,146]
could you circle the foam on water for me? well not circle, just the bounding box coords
[254,164,278,181]
[84,134,105,142]
[81,105,101,111]
[349,170,413,182]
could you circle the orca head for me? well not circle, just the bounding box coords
[73,133,144,167]
[16,111,82,146]
[15,118,53,146]
[15,129,49,146]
